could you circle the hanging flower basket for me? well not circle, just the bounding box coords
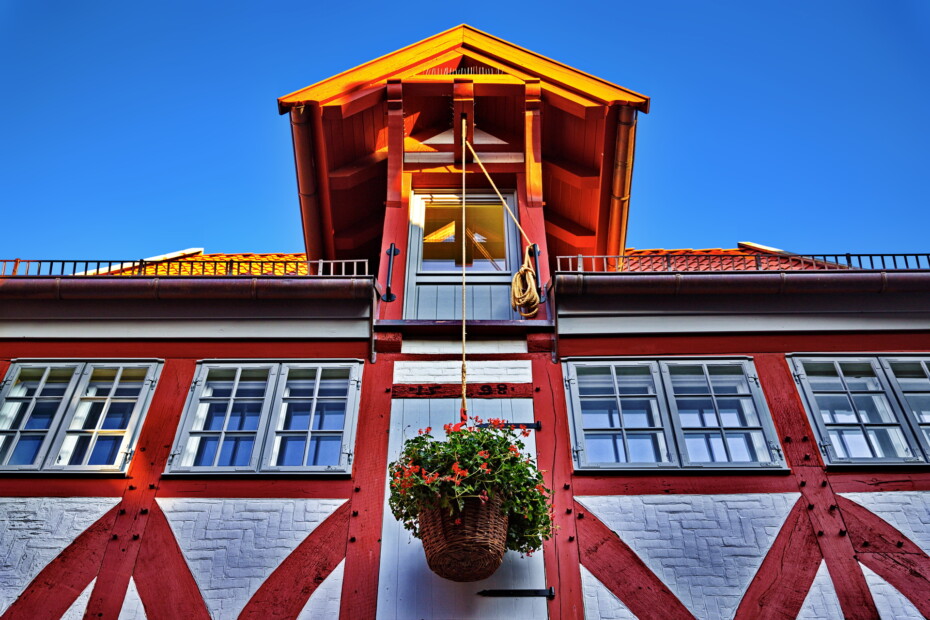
[388,417,553,582]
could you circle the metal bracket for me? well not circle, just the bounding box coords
[476,421,542,432]
[477,587,555,600]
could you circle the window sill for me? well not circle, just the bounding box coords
[572,465,792,476]
[0,471,130,478]
[159,471,352,480]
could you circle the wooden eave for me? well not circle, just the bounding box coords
[277,24,650,113]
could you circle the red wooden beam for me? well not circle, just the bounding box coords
[453,79,474,165]
[0,340,369,361]
[571,474,798,497]
[533,356,584,620]
[340,358,395,619]
[240,502,351,618]
[391,382,533,398]
[386,80,404,209]
[734,498,822,620]
[575,501,695,620]
[156,478,354,498]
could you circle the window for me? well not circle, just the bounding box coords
[565,359,784,469]
[0,361,160,471]
[168,361,361,473]
[792,356,930,464]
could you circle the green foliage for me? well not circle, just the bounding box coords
[388,416,553,555]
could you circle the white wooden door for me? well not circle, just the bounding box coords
[377,399,548,620]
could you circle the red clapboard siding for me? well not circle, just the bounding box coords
[734,498,822,620]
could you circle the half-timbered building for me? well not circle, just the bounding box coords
[1,25,929,619]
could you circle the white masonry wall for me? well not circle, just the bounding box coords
[0,496,119,614]
[393,360,532,383]
[576,493,799,620]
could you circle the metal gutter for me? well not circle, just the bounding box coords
[0,277,376,301]
[554,271,930,296]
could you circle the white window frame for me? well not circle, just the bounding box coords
[0,360,161,472]
[791,355,930,465]
[167,360,362,474]
[564,358,785,470]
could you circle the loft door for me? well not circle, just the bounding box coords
[377,399,547,619]
[404,193,521,320]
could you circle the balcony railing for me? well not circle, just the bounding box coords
[0,259,369,277]
[556,253,930,273]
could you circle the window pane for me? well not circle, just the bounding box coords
[803,362,843,391]
[615,366,656,395]
[275,436,306,466]
[685,433,727,463]
[421,202,507,272]
[576,367,614,396]
[619,398,659,427]
[626,432,668,463]
[8,435,43,465]
[903,394,930,423]
[814,394,857,424]
[585,434,624,463]
[852,395,896,424]
[217,436,255,467]
[313,400,346,431]
[0,436,11,464]
[101,402,134,430]
[236,370,269,398]
[840,363,882,391]
[726,431,771,462]
[284,369,317,397]
[41,369,75,397]
[71,401,105,430]
[829,429,872,459]
[280,401,313,431]
[669,366,710,394]
[308,436,342,466]
[867,428,911,459]
[195,402,229,431]
[9,368,45,398]
[84,368,117,397]
[708,366,750,394]
[186,436,219,467]
[318,369,350,397]
[114,368,146,397]
[88,436,123,466]
[0,401,30,430]
[676,398,718,427]
[717,398,760,427]
[24,401,58,430]
[228,401,262,431]
[59,435,91,466]
[890,362,930,390]
[203,369,236,397]
[581,399,620,428]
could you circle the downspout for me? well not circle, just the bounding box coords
[290,106,324,262]
[606,106,637,259]
[310,102,337,260]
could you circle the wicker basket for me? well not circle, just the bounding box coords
[418,494,508,582]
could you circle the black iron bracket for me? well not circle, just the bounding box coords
[475,421,542,431]
[381,243,400,302]
[477,587,555,600]
[529,244,546,303]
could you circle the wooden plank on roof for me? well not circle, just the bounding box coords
[543,157,599,190]
[545,211,595,245]
[329,150,388,190]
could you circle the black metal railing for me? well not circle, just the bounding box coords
[556,253,930,273]
[0,259,369,277]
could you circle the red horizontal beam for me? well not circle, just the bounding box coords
[156,478,355,498]
[391,383,533,398]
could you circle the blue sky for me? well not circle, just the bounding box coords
[1,1,928,258]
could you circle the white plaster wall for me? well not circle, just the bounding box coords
[157,497,345,620]
[401,339,527,354]
[579,564,637,620]
[796,561,843,619]
[576,493,799,620]
[0,497,118,614]
[860,564,923,619]
[119,577,146,620]
[839,491,930,555]
[297,559,344,619]
[393,360,532,383]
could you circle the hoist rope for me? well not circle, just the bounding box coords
[464,140,541,318]
[460,117,468,420]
